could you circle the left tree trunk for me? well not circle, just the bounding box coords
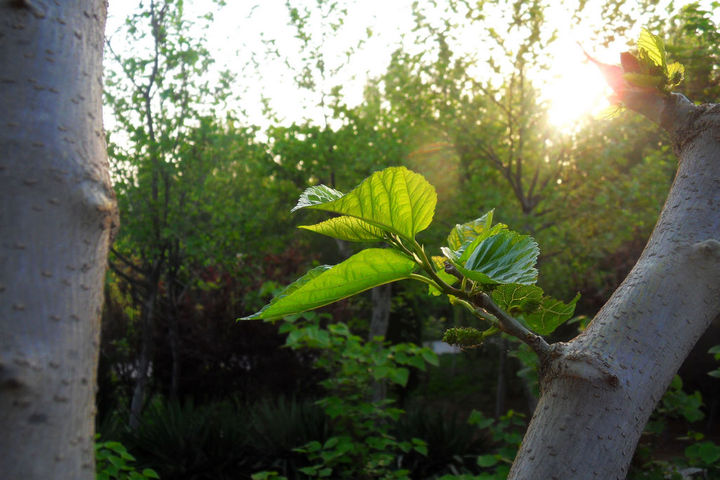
[0,1,115,478]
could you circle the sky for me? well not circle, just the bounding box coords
[104,0,700,131]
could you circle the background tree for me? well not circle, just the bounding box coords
[0,1,116,478]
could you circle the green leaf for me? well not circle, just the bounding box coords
[666,62,685,87]
[300,215,386,242]
[241,249,416,320]
[241,265,332,320]
[468,410,494,429]
[420,348,439,367]
[445,229,539,285]
[292,184,344,212]
[388,367,410,386]
[686,441,720,465]
[447,210,494,251]
[637,28,666,70]
[491,284,543,314]
[292,166,437,241]
[522,293,580,335]
[477,454,499,467]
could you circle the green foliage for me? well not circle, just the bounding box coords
[244,166,578,347]
[630,374,720,479]
[433,410,527,480]
[243,250,416,320]
[395,407,492,477]
[252,312,436,479]
[622,28,685,93]
[294,166,437,242]
[645,375,704,435]
[708,344,720,378]
[95,437,159,480]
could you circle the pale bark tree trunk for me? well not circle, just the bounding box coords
[509,94,720,478]
[0,1,115,479]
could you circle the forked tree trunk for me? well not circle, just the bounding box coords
[0,1,115,478]
[509,95,720,478]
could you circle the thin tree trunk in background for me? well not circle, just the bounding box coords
[0,1,116,478]
[129,271,159,429]
[369,283,392,403]
[369,283,392,340]
[495,338,507,419]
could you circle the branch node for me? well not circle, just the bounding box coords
[543,345,620,391]
[692,239,720,260]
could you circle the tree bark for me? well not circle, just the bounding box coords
[0,1,115,479]
[509,94,720,479]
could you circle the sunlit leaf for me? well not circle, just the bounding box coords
[444,229,539,285]
[240,249,416,320]
[637,28,666,70]
[446,210,494,251]
[666,62,685,87]
[292,166,437,241]
[292,184,344,212]
[521,293,580,335]
[300,216,385,242]
[457,223,508,264]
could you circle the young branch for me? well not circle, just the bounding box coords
[473,292,552,360]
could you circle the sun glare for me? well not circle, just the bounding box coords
[545,41,614,129]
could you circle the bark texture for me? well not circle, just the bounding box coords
[509,95,720,479]
[0,1,115,478]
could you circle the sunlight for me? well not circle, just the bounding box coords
[544,39,614,129]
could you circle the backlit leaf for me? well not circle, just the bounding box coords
[292,166,437,241]
[240,249,416,320]
[292,184,344,212]
[447,210,494,251]
[637,28,666,70]
[300,216,386,242]
[666,62,685,87]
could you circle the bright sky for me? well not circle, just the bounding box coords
[104,0,701,131]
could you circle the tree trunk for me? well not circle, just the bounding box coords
[369,283,392,403]
[509,95,720,478]
[0,1,115,478]
[495,338,507,419]
[129,268,160,429]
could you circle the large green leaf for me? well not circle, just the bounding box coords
[637,28,666,70]
[292,166,437,241]
[300,216,386,242]
[521,293,580,335]
[446,210,494,251]
[444,229,539,285]
[241,249,416,320]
